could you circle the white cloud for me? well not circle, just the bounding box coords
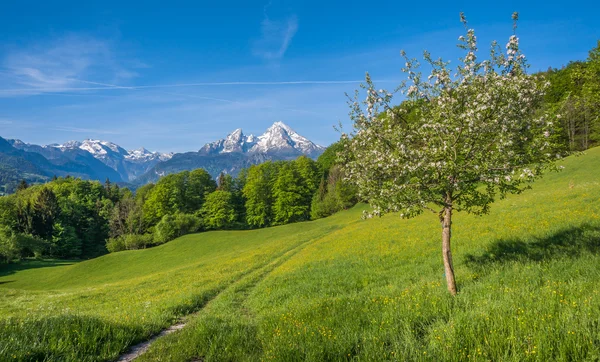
[1,34,138,95]
[253,13,298,60]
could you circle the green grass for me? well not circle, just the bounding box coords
[1,148,600,361]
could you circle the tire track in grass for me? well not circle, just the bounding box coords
[115,225,340,362]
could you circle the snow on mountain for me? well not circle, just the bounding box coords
[4,121,325,185]
[200,121,324,157]
[249,121,324,155]
[40,139,172,182]
[58,140,82,149]
[200,128,256,155]
[222,128,253,153]
[58,139,129,158]
[53,139,171,163]
[125,147,173,162]
[8,139,27,148]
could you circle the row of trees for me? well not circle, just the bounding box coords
[0,177,122,261]
[541,41,600,150]
[107,154,356,252]
[0,152,357,261]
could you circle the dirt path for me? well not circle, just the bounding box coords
[114,229,335,361]
[116,322,186,362]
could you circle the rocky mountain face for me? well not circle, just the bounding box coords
[1,121,325,190]
[199,121,324,157]
[10,139,173,182]
[0,136,124,193]
[136,122,325,184]
[10,140,123,182]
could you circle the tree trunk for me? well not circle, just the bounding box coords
[441,204,457,295]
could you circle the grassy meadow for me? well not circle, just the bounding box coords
[1,147,600,361]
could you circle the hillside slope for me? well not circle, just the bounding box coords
[1,148,599,361]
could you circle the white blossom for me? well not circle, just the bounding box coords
[342,12,560,220]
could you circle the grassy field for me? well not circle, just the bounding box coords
[1,148,600,361]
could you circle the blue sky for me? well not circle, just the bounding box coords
[1,0,599,153]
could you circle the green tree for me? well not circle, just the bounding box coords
[185,169,217,213]
[243,162,278,228]
[143,173,183,225]
[202,190,237,229]
[143,170,216,226]
[311,165,357,219]
[294,156,320,219]
[316,141,345,177]
[50,222,81,257]
[217,172,234,192]
[106,233,154,252]
[135,183,155,203]
[16,180,28,192]
[0,196,18,230]
[110,193,146,239]
[153,213,201,245]
[541,41,600,151]
[0,226,43,262]
[273,163,306,224]
[32,187,60,240]
[0,226,21,263]
[342,13,561,295]
[49,178,113,258]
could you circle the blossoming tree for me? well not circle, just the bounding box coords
[342,13,561,295]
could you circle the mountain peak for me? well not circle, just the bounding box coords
[199,121,324,157]
[59,140,82,149]
[269,121,295,133]
[135,147,151,154]
[126,147,173,162]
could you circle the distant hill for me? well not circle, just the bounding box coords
[0,136,113,193]
[9,139,172,183]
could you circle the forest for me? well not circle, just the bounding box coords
[0,145,356,261]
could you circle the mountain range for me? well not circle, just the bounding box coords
[0,122,325,193]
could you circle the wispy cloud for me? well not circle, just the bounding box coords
[252,6,298,61]
[0,79,400,95]
[0,34,138,96]
[50,126,122,135]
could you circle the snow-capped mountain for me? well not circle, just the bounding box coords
[6,138,124,183]
[251,121,324,155]
[200,121,324,157]
[56,139,128,161]
[200,128,257,154]
[10,138,173,182]
[53,139,173,163]
[134,121,326,185]
[3,121,326,187]
[125,147,173,162]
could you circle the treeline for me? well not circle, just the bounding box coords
[108,152,356,252]
[0,177,121,262]
[0,149,356,261]
[540,41,600,150]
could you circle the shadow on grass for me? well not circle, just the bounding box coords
[0,259,78,278]
[465,223,600,271]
